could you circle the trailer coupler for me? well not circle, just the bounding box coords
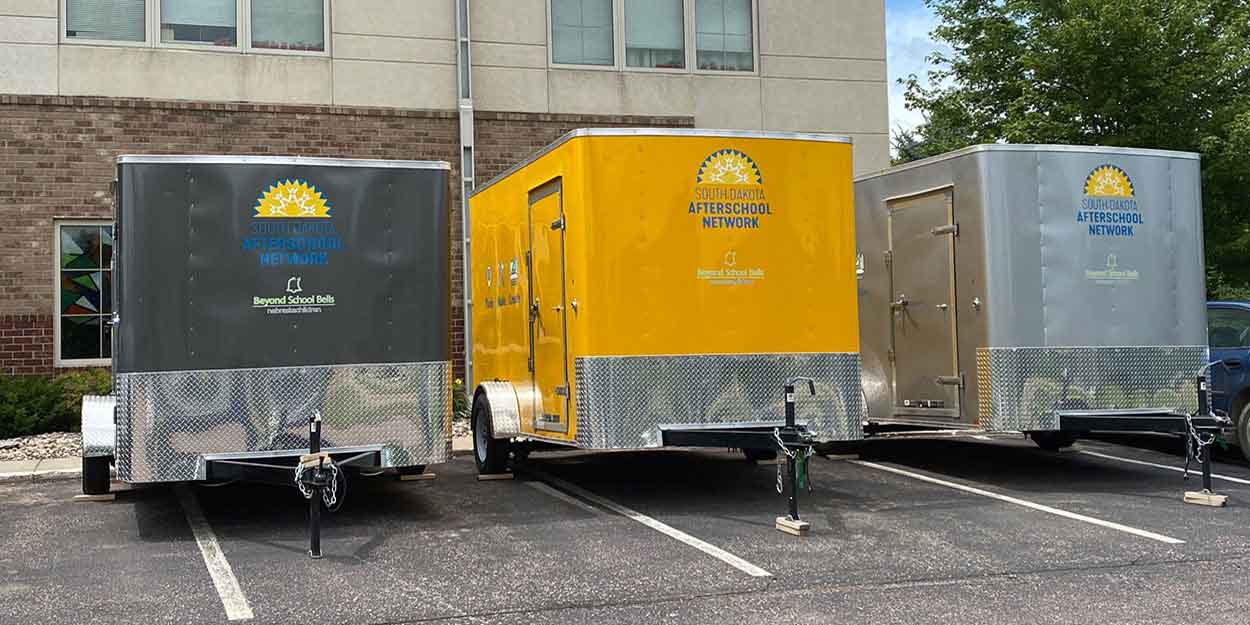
[774,377,817,536]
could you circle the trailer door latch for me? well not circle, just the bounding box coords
[931,223,959,236]
[550,217,564,231]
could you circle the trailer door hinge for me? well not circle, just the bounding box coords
[883,250,893,266]
[887,348,896,363]
[931,223,959,237]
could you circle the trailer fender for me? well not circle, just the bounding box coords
[476,381,522,439]
[81,394,116,459]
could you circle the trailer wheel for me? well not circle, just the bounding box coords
[1029,431,1078,451]
[1238,403,1250,463]
[742,448,777,462]
[472,393,510,474]
[82,456,110,495]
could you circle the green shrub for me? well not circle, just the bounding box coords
[0,369,111,439]
[452,377,469,420]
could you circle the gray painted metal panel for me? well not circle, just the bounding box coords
[855,145,1206,430]
[108,158,452,481]
[114,161,450,372]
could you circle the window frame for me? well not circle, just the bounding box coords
[53,219,114,369]
[547,0,758,75]
[60,0,331,57]
[691,0,759,76]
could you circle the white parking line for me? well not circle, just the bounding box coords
[1080,450,1250,485]
[176,486,254,621]
[850,460,1185,545]
[529,469,773,577]
[525,481,603,515]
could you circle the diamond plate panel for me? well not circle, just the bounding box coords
[977,346,1206,431]
[115,361,451,482]
[573,353,863,449]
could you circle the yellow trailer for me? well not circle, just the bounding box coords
[466,129,862,484]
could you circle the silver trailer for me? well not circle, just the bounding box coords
[854,145,1217,448]
[81,156,453,504]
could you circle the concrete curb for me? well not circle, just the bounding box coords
[0,457,82,484]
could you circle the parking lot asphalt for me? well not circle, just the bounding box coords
[4,435,1250,625]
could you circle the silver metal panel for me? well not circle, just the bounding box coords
[116,155,452,169]
[81,394,117,458]
[856,143,1200,181]
[114,361,451,482]
[977,345,1206,431]
[478,381,522,438]
[573,353,863,449]
[857,145,1206,429]
[472,128,852,197]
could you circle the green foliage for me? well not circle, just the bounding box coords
[0,369,112,439]
[452,377,469,420]
[899,0,1250,294]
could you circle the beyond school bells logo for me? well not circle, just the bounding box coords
[241,179,343,266]
[688,149,772,229]
[1077,165,1141,238]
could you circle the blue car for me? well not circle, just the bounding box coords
[1208,301,1250,460]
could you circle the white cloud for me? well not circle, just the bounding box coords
[886,3,950,140]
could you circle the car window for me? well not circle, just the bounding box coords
[1208,308,1250,348]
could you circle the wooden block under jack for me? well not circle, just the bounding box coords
[72,493,116,503]
[1184,491,1228,507]
[477,472,514,481]
[775,515,811,536]
[398,472,437,481]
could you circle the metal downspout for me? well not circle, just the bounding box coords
[455,0,475,390]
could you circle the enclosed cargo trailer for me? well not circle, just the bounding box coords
[466,129,863,506]
[81,156,453,500]
[854,145,1224,453]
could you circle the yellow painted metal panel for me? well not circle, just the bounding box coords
[469,132,858,444]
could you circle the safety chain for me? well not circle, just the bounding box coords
[772,428,815,494]
[295,461,343,510]
[1182,412,1216,481]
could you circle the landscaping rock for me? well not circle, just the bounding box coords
[0,432,81,462]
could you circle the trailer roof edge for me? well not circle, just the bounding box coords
[116,155,453,170]
[855,143,1201,182]
[470,128,852,198]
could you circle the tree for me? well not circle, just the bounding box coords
[899,0,1250,297]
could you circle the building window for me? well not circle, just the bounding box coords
[552,0,614,66]
[624,0,684,69]
[251,0,325,52]
[65,0,146,42]
[696,0,754,71]
[56,223,113,366]
[160,0,238,46]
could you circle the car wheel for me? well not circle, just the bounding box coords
[472,393,510,474]
[1238,403,1250,463]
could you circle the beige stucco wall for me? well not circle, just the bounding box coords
[0,0,888,171]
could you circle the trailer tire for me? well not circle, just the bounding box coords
[1029,431,1078,451]
[82,456,110,495]
[742,448,777,462]
[472,393,510,474]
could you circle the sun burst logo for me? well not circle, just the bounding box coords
[696,149,762,185]
[254,179,332,218]
[1083,165,1134,198]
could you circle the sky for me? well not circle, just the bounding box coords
[884,0,947,139]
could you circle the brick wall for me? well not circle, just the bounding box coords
[0,95,692,376]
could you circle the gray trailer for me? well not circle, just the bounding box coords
[81,155,452,506]
[854,145,1227,464]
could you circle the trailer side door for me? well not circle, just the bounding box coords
[527,178,570,434]
[888,188,961,420]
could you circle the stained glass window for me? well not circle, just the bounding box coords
[57,223,113,364]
